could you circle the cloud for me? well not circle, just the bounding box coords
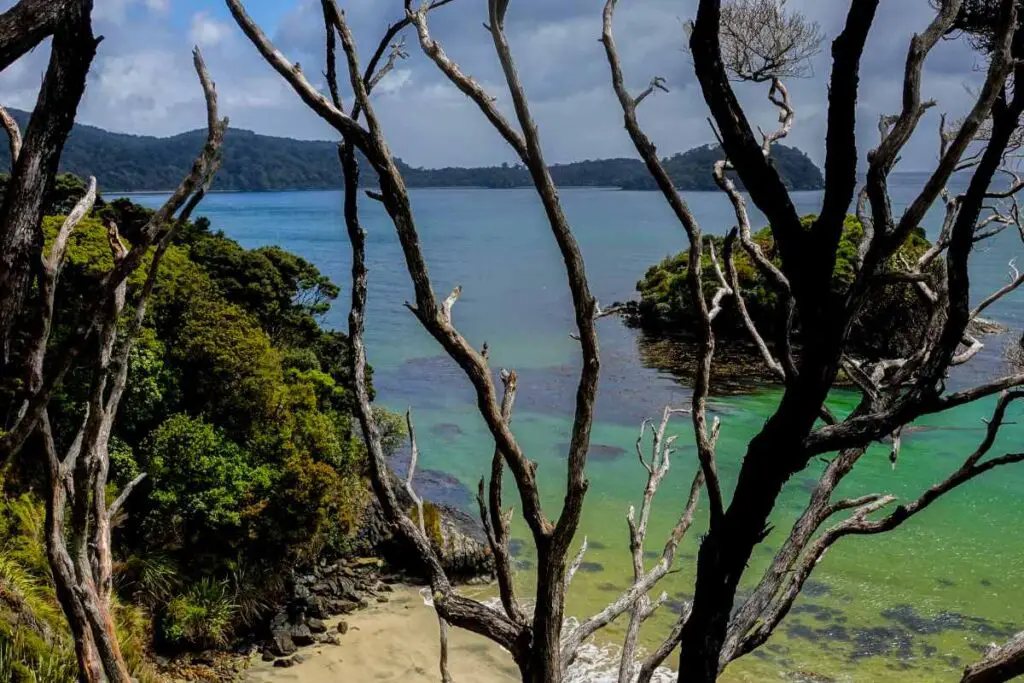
[189,12,232,48]
[92,0,166,24]
[0,0,997,171]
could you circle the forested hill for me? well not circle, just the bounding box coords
[1,109,823,192]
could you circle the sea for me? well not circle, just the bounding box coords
[124,175,1024,682]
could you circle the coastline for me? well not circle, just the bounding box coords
[243,585,521,683]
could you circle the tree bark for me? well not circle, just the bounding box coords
[0,0,95,365]
[0,0,76,72]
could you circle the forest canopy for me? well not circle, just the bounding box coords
[0,175,379,666]
[0,109,823,193]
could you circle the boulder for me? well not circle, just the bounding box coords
[268,632,296,658]
[318,633,341,646]
[290,623,316,647]
[307,617,326,634]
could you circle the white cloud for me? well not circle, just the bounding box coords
[189,12,232,48]
[374,69,413,96]
[93,0,135,23]
[93,0,167,24]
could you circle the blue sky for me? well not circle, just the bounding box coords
[0,1,990,169]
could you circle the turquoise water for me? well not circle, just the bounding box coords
[125,178,1024,681]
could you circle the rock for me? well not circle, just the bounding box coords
[293,654,306,664]
[306,596,329,619]
[318,633,341,646]
[269,633,296,657]
[376,595,390,603]
[378,582,393,593]
[353,557,381,567]
[261,650,275,662]
[273,657,297,668]
[290,623,316,647]
[331,599,360,614]
[337,620,349,635]
[308,617,326,633]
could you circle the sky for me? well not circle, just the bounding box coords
[0,0,992,170]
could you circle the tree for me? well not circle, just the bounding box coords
[0,0,97,368]
[228,1,1024,682]
[0,31,227,678]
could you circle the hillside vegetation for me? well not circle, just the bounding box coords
[0,110,823,193]
[0,175,393,676]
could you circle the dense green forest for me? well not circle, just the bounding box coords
[631,215,934,361]
[1,110,823,193]
[0,176,392,678]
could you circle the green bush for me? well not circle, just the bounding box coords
[162,579,236,649]
[633,215,934,360]
[142,413,273,542]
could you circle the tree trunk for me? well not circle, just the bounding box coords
[0,0,74,72]
[676,378,829,681]
[525,546,566,682]
[0,0,95,363]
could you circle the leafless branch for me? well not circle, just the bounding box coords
[0,104,21,164]
[962,629,1024,682]
[562,408,704,672]
[704,0,824,83]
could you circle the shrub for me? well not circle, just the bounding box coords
[633,215,934,360]
[161,579,236,649]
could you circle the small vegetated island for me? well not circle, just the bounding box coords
[0,110,824,192]
[628,215,944,379]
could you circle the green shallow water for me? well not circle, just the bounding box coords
[406,392,1024,682]
[124,181,1024,680]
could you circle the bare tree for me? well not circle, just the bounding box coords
[690,0,824,82]
[616,0,1024,679]
[0,43,227,679]
[225,0,716,680]
[963,630,1024,682]
[229,0,1024,681]
[0,0,99,368]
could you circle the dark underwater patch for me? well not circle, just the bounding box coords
[791,603,843,623]
[578,561,603,573]
[801,580,831,598]
[508,538,525,557]
[430,422,463,439]
[850,626,914,661]
[881,604,1019,639]
[556,441,627,462]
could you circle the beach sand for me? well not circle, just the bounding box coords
[245,585,522,683]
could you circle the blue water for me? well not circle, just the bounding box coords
[123,178,1024,681]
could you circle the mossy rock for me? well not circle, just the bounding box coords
[632,215,935,362]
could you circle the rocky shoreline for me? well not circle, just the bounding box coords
[155,487,495,680]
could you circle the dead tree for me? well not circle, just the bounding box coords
[225,0,717,680]
[230,0,1024,680]
[0,0,98,367]
[963,630,1024,682]
[600,0,1024,680]
[0,49,226,681]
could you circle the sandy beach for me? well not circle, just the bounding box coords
[245,585,522,683]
